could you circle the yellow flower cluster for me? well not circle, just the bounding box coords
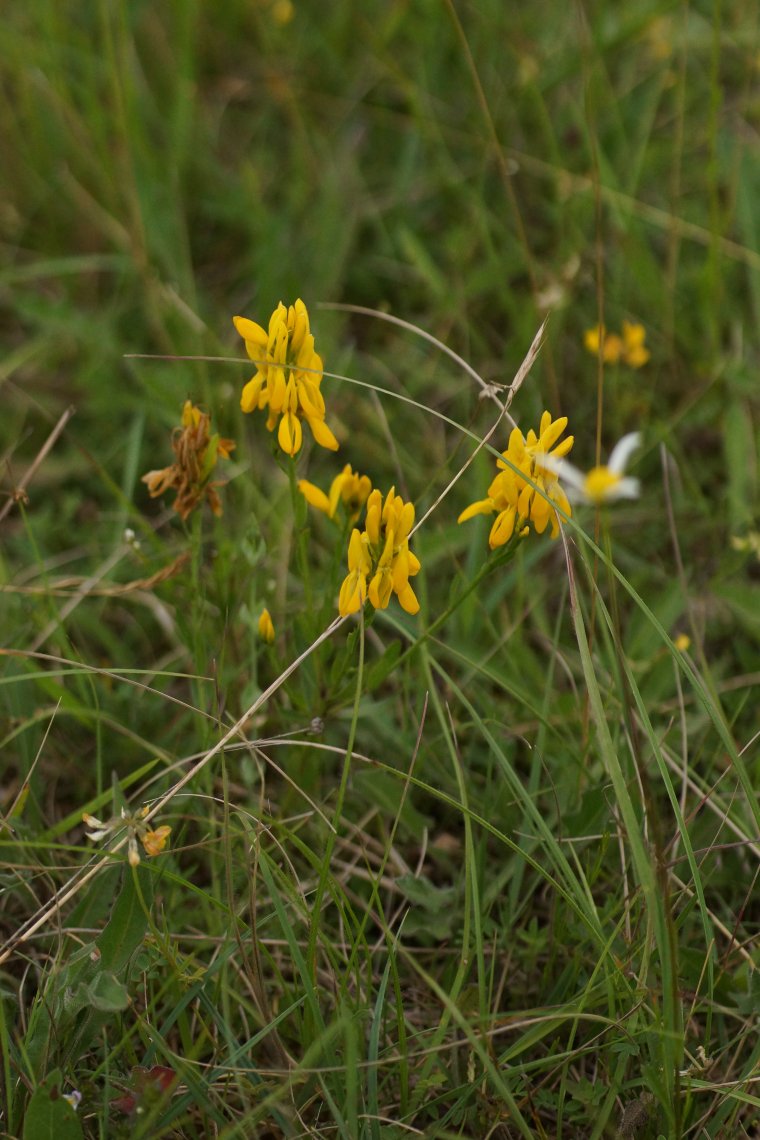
[234,299,338,457]
[339,487,421,617]
[142,401,235,520]
[298,464,372,522]
[458,412,573,548]
[584,321,650,368]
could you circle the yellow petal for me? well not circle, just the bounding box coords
[142,826,171,857]
[297,376,326,419]
[397,581,420,615]
[290,299,310,353]
[339,571,365,616]
[392,549,410,592]
[277,412,302,456]
[240,375,264,413]
[308,416,339,451]
[368,567,393,609]
[489,507,516,549]
[298,479,332,516]
[233,315,269,354]
[258,607,275,644]
[537,415,568,454]
[458,498,495,523]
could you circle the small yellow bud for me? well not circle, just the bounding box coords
[258,607,275,644]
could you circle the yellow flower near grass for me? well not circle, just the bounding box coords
[584,321,650,368]
[338,487,421,616]
[298,464,372,522]
[458,412,573,548]
[258,607,276,644]
[234,299,338,457]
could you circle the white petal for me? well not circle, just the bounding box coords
[538,454,586,491]
[607,432,641,475]
[607,476,640,501]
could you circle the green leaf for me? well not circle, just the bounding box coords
[365,639,401,689]
[396,873,456,912]
[723,400,755,531]
[22,1071,83,1140]
[96,863,153,974]
[84,970,131,1012]
[24,865,152,1075]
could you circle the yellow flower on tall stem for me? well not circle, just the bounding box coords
[298,464,372,522]
[338,487,421,617]
[458,411,573,548]
[233,299,339,457]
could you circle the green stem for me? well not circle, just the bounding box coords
[368,537,521,689]
[287,458,314,629]
[307,610,365,980]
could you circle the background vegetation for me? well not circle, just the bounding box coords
[2,1,759,1136]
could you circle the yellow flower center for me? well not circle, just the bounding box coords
[583,466,621,502]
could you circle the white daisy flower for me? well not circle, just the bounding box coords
[540,432,641,505]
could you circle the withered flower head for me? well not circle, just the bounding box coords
[142,401,235,521]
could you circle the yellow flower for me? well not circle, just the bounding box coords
[234,299,339,457]
[584,321,650,368]
[620,321,650,368]
[584,324,623,364]
[258,607,275,644]
[458,412,573,548]
[141,826,172,857]
[338,528,372,616]
[142,401,235,520]
[271,0,294,22]
[673,633,691,652]
[541,432,641,505]
[298,464,372,521]
[338,487,421,617]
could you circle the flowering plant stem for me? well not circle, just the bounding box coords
[287,458,315,629]
[368,536,521,689]
[307,610,365,982]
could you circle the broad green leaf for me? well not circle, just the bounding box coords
[22,1071,83,1140]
